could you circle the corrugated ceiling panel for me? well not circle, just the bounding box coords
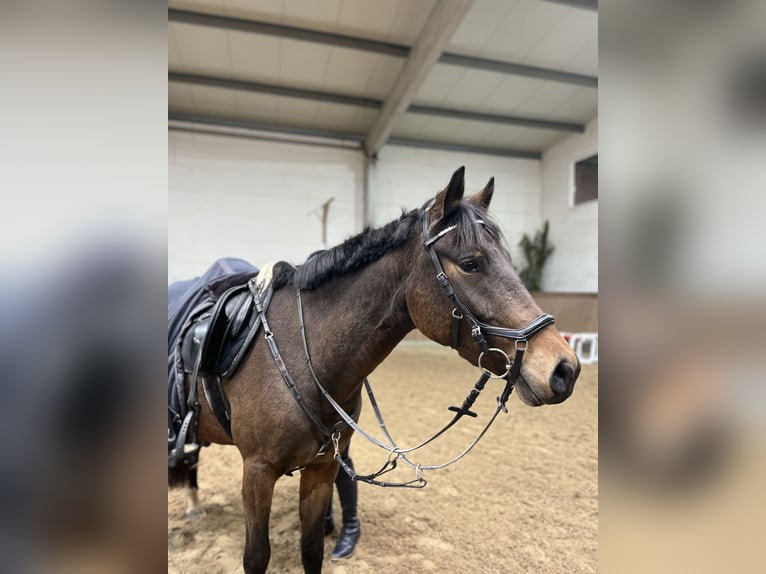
[278,39,332,86]
[182,85,237,119]
[449,0,597,77]
[447,0,520,54]
[336,0,402,39]
[234,91,280,120]
[412,64,467,106]
[523,6,597,74]
[386,0,436,45]
[391,112,562,151]
[169,82,196,110]
[361,56,404,99]
[480,74,550,114]
[321,49,395,99]
[435,68,508,109]
[480,0,566,64]
[314,102,376,132]
[281,0,343,28]
[481,124,563,150]
[512,82,595,123]
[227,31,282,83]
[170,22,232,76]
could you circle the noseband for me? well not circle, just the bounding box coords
[422,207,554,393]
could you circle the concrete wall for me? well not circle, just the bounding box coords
[540,118,598,293]
[169,132,545,282]
[369,145,543,264]
[169,130,363,283]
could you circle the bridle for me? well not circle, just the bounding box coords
[258,206,557,488]
[421,204,554,406]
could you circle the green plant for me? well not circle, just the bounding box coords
[517,220,554,292]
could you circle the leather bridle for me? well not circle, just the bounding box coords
[421,204,554,406]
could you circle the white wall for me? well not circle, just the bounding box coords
[540,118,598,293]
[169,130,363,283]
[370,145,543,264]
[169,133,545,284]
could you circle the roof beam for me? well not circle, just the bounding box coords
[387,137,541,159]
[169,71,584,133]
[168,113,541,159]
[438,53,597,88]
[168,8,597,88]
[407,104,583,133]
[169,71,382,108]
[364,0,475,157]
[169,112,366,142]
[168,8,408,57]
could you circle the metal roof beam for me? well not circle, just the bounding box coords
[364,0,475,157]
[169,72,585,133]
[169,72,382,108]
[408,104,584,133]
[168,113,366,142]
[168,8,597,88]
[438,53,597,88]
[168,8,408,57]
[168,113,541,159]
[387,137,541,159]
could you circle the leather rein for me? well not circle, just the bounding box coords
[259,207,555,488]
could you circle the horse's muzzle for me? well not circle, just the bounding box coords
[547,358,580,404]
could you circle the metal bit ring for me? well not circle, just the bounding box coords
[477,347,512,379]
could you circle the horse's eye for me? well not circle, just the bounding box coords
[458,259,481,273]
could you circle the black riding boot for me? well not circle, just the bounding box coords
[332,451,360,559]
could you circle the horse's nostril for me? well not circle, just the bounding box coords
[550,359,576,398]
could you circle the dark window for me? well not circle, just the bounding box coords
[574,154,598,205]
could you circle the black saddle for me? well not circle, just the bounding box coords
[181,284,260,380]
[176,276,274,441]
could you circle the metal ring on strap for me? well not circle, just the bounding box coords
[477,347,512,379]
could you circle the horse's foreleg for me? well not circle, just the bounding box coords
[299,463,338,573]
[241,459,277,574]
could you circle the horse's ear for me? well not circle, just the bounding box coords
[433,166,465,220]
[469,177,494,210]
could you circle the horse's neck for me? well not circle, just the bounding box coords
[300,249,415,402]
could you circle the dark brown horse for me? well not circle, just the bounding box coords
[177,167,579,573]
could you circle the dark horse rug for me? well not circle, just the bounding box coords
[167,258,260,482]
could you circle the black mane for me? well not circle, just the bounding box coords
[288,201,504,291]
[293,208,422,290]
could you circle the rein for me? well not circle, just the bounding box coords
[260,208,555,488]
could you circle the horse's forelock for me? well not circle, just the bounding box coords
[448,201,505,252]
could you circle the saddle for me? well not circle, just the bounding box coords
[169,270,276,470]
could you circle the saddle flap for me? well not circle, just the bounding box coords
[181,317,209,371]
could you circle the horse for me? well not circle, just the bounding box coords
[170,167,580,573]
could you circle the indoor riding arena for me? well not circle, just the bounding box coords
[168,1,598,573]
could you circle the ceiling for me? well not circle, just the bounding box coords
[168,0,598,159]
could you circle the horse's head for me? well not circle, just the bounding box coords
[405,167,580,406]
